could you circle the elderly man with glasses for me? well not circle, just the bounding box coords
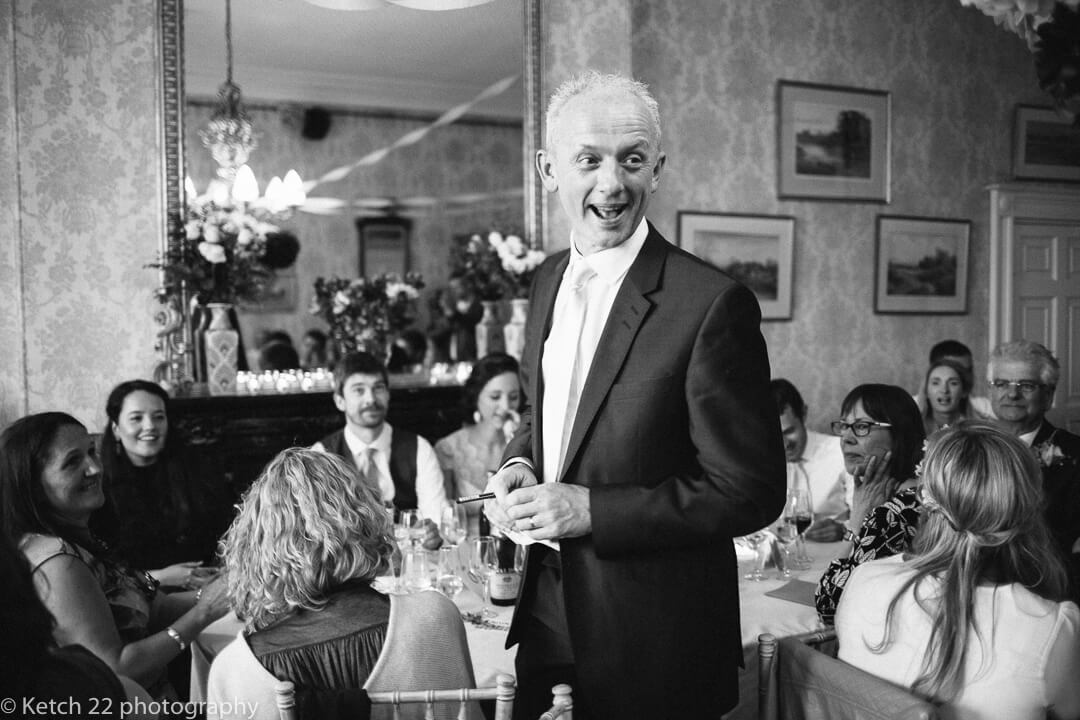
[988,339,1080,599]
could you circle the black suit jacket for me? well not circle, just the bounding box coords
[502,225,786,717]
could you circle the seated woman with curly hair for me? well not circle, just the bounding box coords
[208,448,476,720]
[836,422,1080,719]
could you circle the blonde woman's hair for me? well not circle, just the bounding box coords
[871,421,1068,701]
[221,447,393,631]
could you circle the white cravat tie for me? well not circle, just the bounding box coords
[542,260,598,485]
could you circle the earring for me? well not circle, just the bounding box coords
[473,410,482,424]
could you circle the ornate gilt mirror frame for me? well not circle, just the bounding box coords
[154,0,544,392]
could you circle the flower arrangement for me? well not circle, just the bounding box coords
[961,0,1080,120]
[451,231,546,301]
[489,231,546,299]
[309,272,425,358]
[153,195,299,305]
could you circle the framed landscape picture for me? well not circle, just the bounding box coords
[777,80,891,202]
[874,215,970,314]
[1012,105,1080,181]
[677,212,795,320]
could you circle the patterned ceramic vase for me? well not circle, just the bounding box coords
[475,300,505,358]
[203,303,239,395]
[502,298,529,361]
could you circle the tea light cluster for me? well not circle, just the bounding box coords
[235,368,334,395]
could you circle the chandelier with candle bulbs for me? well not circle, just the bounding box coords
[195,0,305,214]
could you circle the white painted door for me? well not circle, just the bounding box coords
[1011,221,1080,432]
[987,183,1080,433]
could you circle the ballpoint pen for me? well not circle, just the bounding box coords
[456,492,496,504]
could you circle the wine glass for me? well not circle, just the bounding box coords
[468,536,499,618]
[440,505,468,547]
[774,521,798,579]
[435,545,464,600]
[784,488,814,570]
[742,531,768,581]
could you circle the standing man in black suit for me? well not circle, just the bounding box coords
[988,339,1080,600]
[485,70,785,719]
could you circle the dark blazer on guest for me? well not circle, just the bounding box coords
[502,224,786,718]
[1033,421,1080,600]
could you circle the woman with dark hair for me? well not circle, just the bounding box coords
[92,380,231,590]
[434,353,521,534]
[920,357,976,435]
[814,383,926,623]
[0,530,134,716]
[1,412,230,697]
[836,422,1080,719]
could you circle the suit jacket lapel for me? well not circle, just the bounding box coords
[529,252,569,467]
[1033,421,1058,447]
[558,227,666,481]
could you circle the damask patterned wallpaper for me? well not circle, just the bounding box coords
[184,103,522,354]
[0,0,160,429]
[0,0,1051,434]
[542,0,1043,432]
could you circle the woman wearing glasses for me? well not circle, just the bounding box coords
[835,422,1079,720]
[814,384,926,623]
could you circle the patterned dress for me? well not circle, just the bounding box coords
[20,533,167,695]
[814,486,922,624]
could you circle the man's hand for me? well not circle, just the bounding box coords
[803,518,845,543]
[484,461,538,530]
[503,483,592,540]
[419,518,443,550]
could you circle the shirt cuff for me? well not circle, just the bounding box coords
[498,456,534,473]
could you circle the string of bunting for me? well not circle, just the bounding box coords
[302,73,521,197]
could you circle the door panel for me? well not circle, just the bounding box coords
[1012,222,1080,431]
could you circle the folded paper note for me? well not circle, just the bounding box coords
[764,579,817,607]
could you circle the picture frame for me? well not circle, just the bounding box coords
[1012,104,1080,182]
[777,80,891,202]
[874,215,970,315]
[677,212,795,320]
[356,217,411,277]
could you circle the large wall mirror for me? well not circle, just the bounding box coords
[157,0,542,382]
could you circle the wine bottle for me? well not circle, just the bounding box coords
[488,534,521,606]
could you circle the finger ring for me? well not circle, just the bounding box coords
[528,516,536,529]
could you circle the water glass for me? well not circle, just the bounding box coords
[774,522,798,579]
[398,509,422,547]
[402,547,432,593]
[742,532,768,582]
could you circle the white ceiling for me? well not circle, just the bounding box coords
[184,0,524,119]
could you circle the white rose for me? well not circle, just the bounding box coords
[505,234,524,256]
[332,290,351,314]
[203,224,220,245]
[236,227,253,247]
[185,220,202,241]
[198,241,226,264]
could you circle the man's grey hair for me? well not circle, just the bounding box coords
[988,339,1060,387]
[544,70,662,151]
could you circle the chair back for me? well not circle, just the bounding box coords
[758,631,940,720]
[274,676,574,720]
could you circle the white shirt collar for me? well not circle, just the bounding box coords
[569,218,649,287]
[1018,426,1040,446]
[343,423,393,457]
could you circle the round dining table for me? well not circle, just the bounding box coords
[190,538,846,713]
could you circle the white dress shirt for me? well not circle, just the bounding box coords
[540,219,648,485]
[312,424,448,521]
